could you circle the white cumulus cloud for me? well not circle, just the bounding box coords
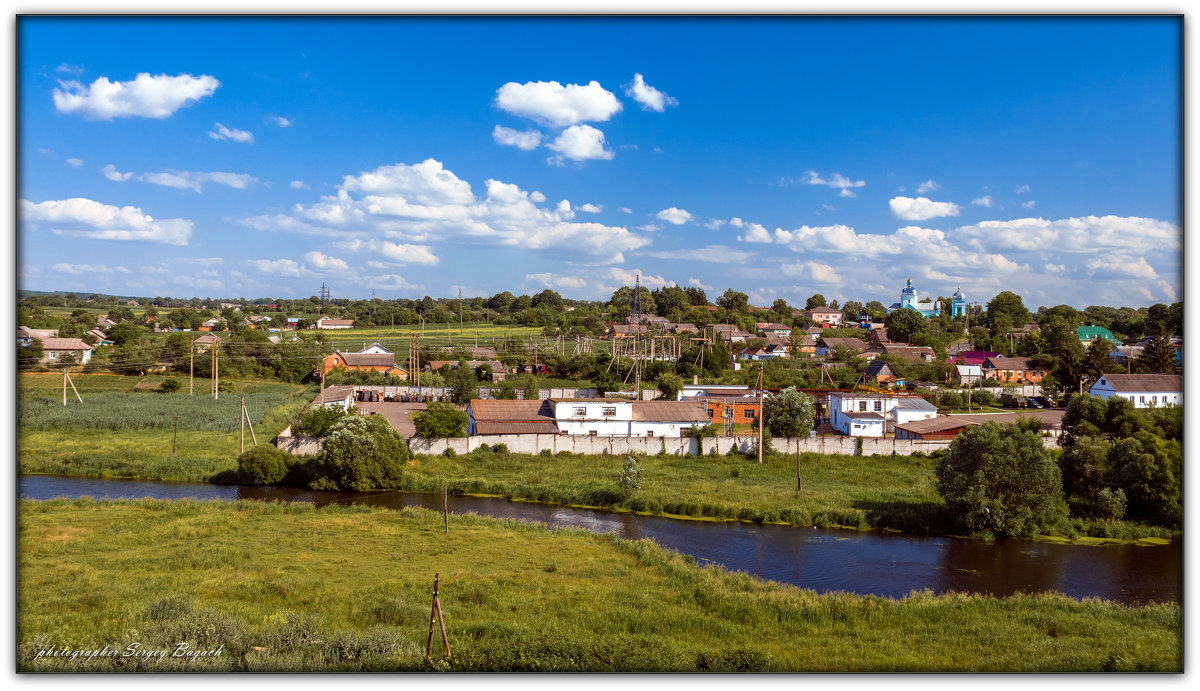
[492,125,544,151]
[889,196,962,221]
[494,80,622,127]
[53,72,219,120]
[916,180,940,194]
[624,73,678,112]
[1015,184,1030,194]
[526,272,588,290]
[655,207,692,225]
[577,203,603,213]
[972,195,993,208]
[546,124,614,163]
[102,164,132,181]
[244,258,307,277]
[51,263,131,275]
[687,277,713,291]
[290,180,309,190]
[303,251,350,272]
[139,170,258,192]
[66,158,83,167]
[267,115,292,127]
[208,123,254,143]
[1021,200,1036,209]
[20,197,192,245]
[642,245,752,264]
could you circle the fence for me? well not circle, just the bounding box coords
[338,385,599,402]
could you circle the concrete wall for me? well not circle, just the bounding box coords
[403,434,1018,457]
[341,385,598,400]
[274,426,323,456]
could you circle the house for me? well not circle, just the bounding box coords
[863,359,899,386]
[38,338,93,366]
[193,333,222,352]
[756,322,792,336]
[739,345,788,361]
[466,399,559,436]
[1077,325,1117,345]
[1088,374,1181,408]
[680,384,755,400]
[805,307,843,327]
[316,317,354,330]
[312,384,356,410]
[712,324,753,343]
[894,416,981,441]
[877,344,936,363]
[18,326,58,346]
[426,360,507,382]
[550,398,708,438]
[1110,345,1144,365]
[611,324,647,339]
[981,356,1046,384]
[867,328,890,348]
[955,364,982,386]
[815,337,868,357]
[666,322,700,335]
[693,393,761,427]
[86,328,113,346]
[828,392,937,437]
[947,351,1002,366]
[358,342,393,355]
[96,316,117,329]
[324,346,405,377]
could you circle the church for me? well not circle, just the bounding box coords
[886,279,967,319]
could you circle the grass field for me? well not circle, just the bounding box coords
[17,498,1181,672]
[18,373,313,482]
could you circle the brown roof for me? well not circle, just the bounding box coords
[40,338,92,351]
[631,400,708,423]
[427,360,505,372]
[982,356,1036,371]
[817,337,868,351]
[475,421,561,435]
[194,333,223,345]
[1094,374,1182,393]
[313,385,356,405]
[894,416,982,435]
[879,344,936,362]
[807,307,842,316]
[469,399,556,422]
[318,318,354,327]
[336,351,396,368]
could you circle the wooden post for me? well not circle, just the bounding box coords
[172,415,179,457]
[426,573,451,659]
[66,372,83,404]
[797,448,802,491]
[189,338,194,395]
[62,368,67,407]
[244,403,258,446]
[240,395,246,454]
[443,483,449,534]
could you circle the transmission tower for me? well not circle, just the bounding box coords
[319,283,331,313]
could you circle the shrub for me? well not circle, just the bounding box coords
[412,401,468,438]
[491,443,509,454]
[617,456,644,495]
[237,444,290,485]
[310,414,409,491]
[292,405,351,437]
[538,449,553,457]
[442,447,457,458]
[159,377,182,393]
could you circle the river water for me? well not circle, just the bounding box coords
[18,474,1181,605]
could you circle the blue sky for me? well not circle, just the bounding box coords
[17,16,1182,309]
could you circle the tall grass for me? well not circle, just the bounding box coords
[17,498,1181,672]
[19,392,292,432]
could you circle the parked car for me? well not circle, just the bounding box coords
[1027,396,1048,409]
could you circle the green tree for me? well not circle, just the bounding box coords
[448,360,479,405]
[237,444,290,486]
[935,421,1067,538]
[311,414,408,491]
[985,291,1031,331]
[496,380,518,399]
[884,308,926,343]
[18,339,43,369]
[1059,435,1111,502]
[412,401,468,438]
[1083,338,1118,378]
[1136,333,1177,373]
[1106,431,1181,527]
[717,289,750,314]
[805,294,827,310]
[292,405,351,437]
[762,386,815,438]
[656,372,683,400]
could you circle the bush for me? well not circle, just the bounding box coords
[539,449,553,457]
[442,447,457,458]
[159,377,182,393]
[491,443,509,454]
[617,456,644,495]
[412,402,468,438]
[292,405,351,437]
[237,444,290,485]
[310,415,409,491]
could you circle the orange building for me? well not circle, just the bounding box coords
[695,394,760,426]
[323,350,407,378]
[981,356,1046,384]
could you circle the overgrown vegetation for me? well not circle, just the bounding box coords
[17,498,1182,672]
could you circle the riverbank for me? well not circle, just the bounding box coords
[17,498,1181,672]
[397,450,1174,544]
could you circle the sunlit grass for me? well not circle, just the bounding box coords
[17,498,1181,672]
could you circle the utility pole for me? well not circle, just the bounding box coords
[189,338,195,395]
[172,415,179,457]
[757,366,764,464]
[459,288,464,335]
[240,394,245,453]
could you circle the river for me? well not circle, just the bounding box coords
[18,474,1181,605]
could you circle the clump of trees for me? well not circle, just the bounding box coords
[935,419,1068,539]
[308,414,409,491]
[237,444,291,486]
[761,387,815,438]
[412,401,469,438]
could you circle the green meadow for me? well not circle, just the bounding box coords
[17,498,1181,672]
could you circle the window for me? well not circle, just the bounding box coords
[874,401,882,412]
[602,406,617,417]
[573,407,586,416]
[706,409,714,419]
[744,408,755,419]
[646,431,655,438]
[1140,396,1145,403]
[858,401,867,412]
[47,351,56,359]
[589,430,598,437]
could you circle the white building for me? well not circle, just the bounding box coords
[680,384,755,400]
[829,392,938,437]
[550,398,708,438]
[1089,374,1181,409]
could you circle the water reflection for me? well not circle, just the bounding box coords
[19,474,1180,604]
